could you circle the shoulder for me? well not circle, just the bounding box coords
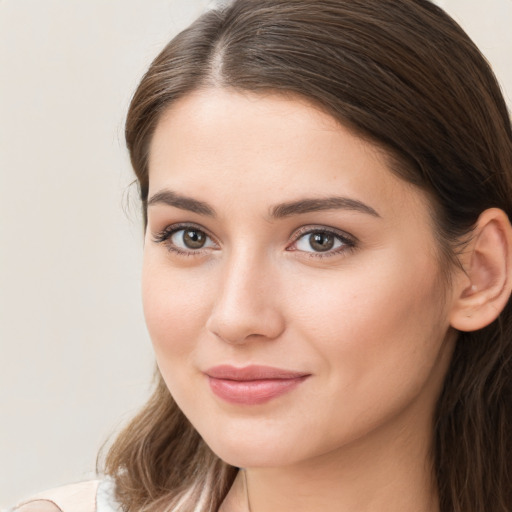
[8,479,120,512]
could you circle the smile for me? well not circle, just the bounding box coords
[205,365,311,405]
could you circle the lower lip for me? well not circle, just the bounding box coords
[208,376,308,405]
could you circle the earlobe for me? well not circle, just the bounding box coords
[450,208,512,332]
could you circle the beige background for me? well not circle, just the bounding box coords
[0,0,511,506]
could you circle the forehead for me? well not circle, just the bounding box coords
[149,89,348,168]
[148,88,429,220]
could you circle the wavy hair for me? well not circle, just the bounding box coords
[102,1,512,511]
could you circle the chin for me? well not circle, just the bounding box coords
[207,440,300,469]
[193,418,315,469]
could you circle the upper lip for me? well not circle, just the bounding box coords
[205,365,310,381]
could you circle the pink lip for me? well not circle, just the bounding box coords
[205,365,310,405]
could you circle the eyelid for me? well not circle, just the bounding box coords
[287,225,357,256]
[152,222,219,253]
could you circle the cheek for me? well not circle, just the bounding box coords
[288,250,449,389]
[141,257,212,361]
[278,256,451,451]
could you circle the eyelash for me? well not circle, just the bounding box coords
[152,223,357,259]
[287,226,357,259]
[152,223,218,257]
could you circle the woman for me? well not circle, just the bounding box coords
[13,0,512,511]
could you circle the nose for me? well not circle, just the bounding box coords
[206,250,286,345]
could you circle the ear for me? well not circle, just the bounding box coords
[450,208,512,332]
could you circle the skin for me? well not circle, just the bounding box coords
[143,89,460,512]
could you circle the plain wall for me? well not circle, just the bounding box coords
[0,0,511,507]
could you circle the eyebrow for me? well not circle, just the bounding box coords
[270,196,380,219]
[147,190,216,217]
[147,189,380,219]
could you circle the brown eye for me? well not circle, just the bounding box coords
[292,228,353,256]
[182,229,207,249]
[308,232,335,252]
[159,226,216,252]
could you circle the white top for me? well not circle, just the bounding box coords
[6,479,121,512]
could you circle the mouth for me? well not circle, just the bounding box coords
[205,365,311,405]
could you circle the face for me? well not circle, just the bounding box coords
[143,89,457,469]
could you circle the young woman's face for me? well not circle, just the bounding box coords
[143,89,457,468]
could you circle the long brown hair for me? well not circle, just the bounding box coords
[103,1,512,511]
